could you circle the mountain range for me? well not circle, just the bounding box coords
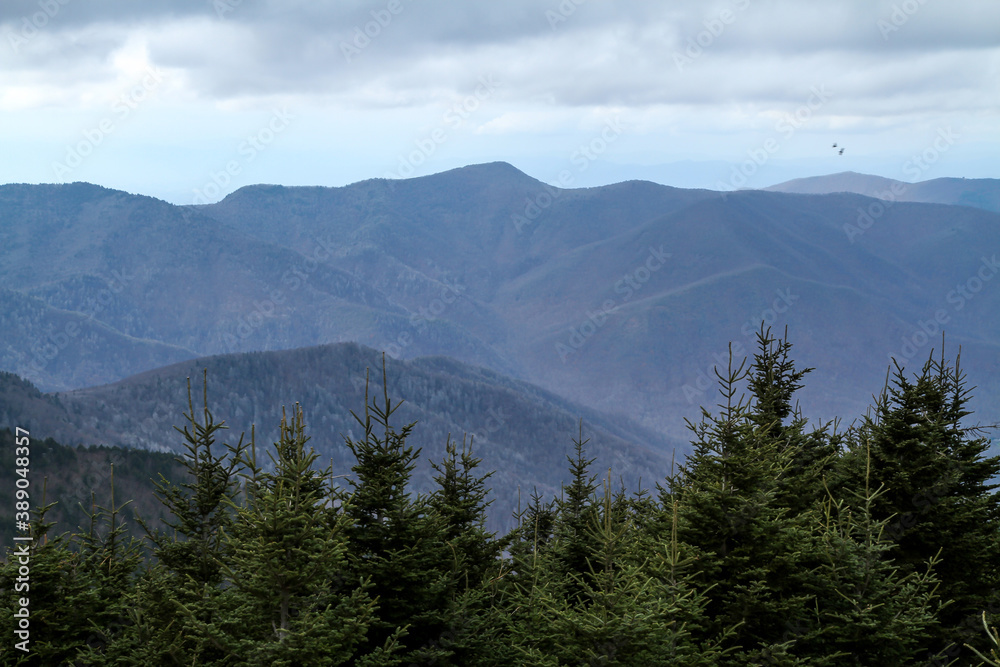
[2,163,999,451]
[0,343,674,529]
[765,171,1000,214]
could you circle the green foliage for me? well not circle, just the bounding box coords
[0,504,95,665]
[2,332,999,665]
[114,372,248,664]
[339,360,452,662]
[802,475,941,663]
[429,434,498,591]
[0,428,186,548]
[665,344,815,657]
[216,405,377,664]
[845,348,1000,659]
[966,613,1000,666]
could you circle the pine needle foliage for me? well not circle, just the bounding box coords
[3,331,999,665]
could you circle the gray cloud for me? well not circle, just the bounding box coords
[1,0,997,120]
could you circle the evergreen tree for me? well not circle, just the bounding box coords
[428,434,497,592]
[144,372,246,586]
[117,372,247,664]
[847,348,1000,659]
[550,422,599,603]
[214,405,378,665]
[0,499,102,665]
[503,475,726,665]
[746,326,839,515]
[800,452,941,664]
[340,361,451,663]
[427,434,502,664]
[662,346,820,662]
[967,613,1000,666]
[63,469,146,665]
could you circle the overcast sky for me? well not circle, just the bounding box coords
[1,0,997,203]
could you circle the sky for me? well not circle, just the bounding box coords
[0,0,997,204]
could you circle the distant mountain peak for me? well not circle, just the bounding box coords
[763,171,1000,213]
[401,161,543,188]
[764,172,903,196]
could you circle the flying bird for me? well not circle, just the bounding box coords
[839,148,845,155]
[832,143,837,148]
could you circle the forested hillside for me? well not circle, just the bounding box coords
[0,344,676,529]
[2,330,997,665]
[4,168,1000,444]
[0,429,186,548]
[766,172,1000,213]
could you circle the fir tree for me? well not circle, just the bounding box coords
[0,497,101,665]
[550,421,599,603]
[215,405,378,665]
[119,372,247,664]
[340,360,452,663]
[63,469,146,665]
[746,325,839,515]
[142,371,246,586]
[801,450,941,664]
[428,434,497,592]
[663,346,820,661]
[427,434,502,664]
[967,613,1000,666]
[848,347,1000,659]
[503,475,727,665]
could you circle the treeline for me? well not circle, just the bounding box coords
[2,329,1000,665]
[0,430,187,548]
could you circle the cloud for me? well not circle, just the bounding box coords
[1,0,998,117]
[0,0,996,197]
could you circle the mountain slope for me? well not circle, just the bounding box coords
[0,288,196,391]
[0,180,516,385]
[2,165,1000,443]
[0,344,677,528]
[765,171,1000,214]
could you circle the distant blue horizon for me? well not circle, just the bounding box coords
[1,1,996,205]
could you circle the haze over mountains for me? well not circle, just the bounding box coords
[0,343,673,528]
[766,171,1000,214]
[2,163,999,454]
